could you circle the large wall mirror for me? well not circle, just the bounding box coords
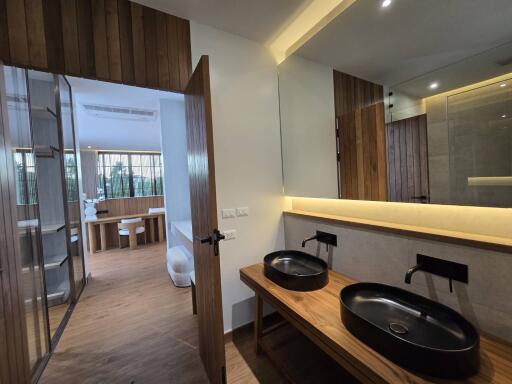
[278,0,512,208]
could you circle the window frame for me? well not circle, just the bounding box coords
[97,151,163,200]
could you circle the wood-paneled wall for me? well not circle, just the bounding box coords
[96,195,164,216]
[386,114,429,203]
[0,0,191,92]
[333,70,383,116]
[91,196,165,249]
[334,70,387,201]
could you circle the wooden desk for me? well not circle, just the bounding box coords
[240,263,512,384]
[86,212,165,253]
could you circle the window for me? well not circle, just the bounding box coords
[97,152,163,199]
[64,152,79,202]
[14,150,79,204]
[14,150,38,205]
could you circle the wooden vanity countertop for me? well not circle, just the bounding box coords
[240,263,512,384]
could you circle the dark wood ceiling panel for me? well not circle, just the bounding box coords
[176,17,192,90]
[5,0,30,66]
[130,2,146,87]
[0,0,10,63]
[60,0,81,75]
[0,0,191,92]
[42,0,64,73]
[166,14,180,90]
[25,0,47,69]
[156,11,170,89]
[91,0,110,80]
[142,6,158,88]
[104,0,121,82]
[76,0,96,77]
[117,0,134,84]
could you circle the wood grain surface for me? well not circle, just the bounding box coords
[240,263,512,384]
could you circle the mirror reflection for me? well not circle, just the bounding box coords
[278,1,512,207]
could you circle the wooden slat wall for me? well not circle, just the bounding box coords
[386,114,430,203]
[91,196,165,249]
[0,0,191,92]
[334,70,387,201]
[333,70,383,116]
[95,195,164,217]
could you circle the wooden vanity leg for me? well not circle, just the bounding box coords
[99,223,107,251]
[254,294,263,354]
[88,222,97,253]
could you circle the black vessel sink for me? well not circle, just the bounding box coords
[263,250,328,291]
[340,283,479,379]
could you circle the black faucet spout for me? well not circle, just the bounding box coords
[301,235,318,248]
[405,264,424,284]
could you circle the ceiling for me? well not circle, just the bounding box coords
[67,77,183,151]
[294,0,512,93]
[132,0,311,44]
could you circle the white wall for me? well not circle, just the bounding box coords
[190,21,286,332]
[278,55,338,198]
[159,98,190,245]
[68,76,181,151]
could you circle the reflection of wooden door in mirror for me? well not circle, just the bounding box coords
[386,114,430,203]
[338,102,387,201]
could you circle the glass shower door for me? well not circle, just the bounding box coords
[27,70,72,341]
[2,65,50,373]
[57,75,85,298]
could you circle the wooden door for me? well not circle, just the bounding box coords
[337,102,387,201]
[185,56,226,384]
[386,114,430,203]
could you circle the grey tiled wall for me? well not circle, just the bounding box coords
[284,214,512,342]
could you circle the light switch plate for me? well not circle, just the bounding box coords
[222,229,236,240]
[236,207,249,217]
[222,208,236,219]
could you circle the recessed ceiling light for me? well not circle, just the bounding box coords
[381,0,392,7]
[429,82,439,90]
[500,83,507,88]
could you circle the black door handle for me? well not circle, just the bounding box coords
[197,229,225,256]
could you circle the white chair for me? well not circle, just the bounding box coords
[118,218,146,249]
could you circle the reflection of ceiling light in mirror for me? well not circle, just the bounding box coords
[87,146,92,149]
[429,82,439,90]
[501,114,507,118]
[500,83,507,87]
[381,0,392,7]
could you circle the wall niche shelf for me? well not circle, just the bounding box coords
[284,210,512,253]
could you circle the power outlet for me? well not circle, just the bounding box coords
[222,229,237,240]
[222,208,236,219]
[236,207,249,217]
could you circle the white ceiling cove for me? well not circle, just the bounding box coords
[131,0,312,44]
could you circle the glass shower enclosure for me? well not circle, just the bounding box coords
[1,65,85,378]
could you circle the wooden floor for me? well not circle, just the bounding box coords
[40,243,285,384]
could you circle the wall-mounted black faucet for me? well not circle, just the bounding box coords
[405,254,468,292]
[302,231,337,251]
